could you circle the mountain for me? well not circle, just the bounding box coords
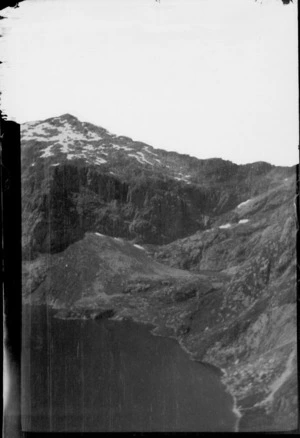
[21,114,294,258]
[21,114,298,431]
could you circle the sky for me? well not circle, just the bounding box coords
[0,0,298,165]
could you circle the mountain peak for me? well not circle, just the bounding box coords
[57,113,78,120]
[48,113,79,124]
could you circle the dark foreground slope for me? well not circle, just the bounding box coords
[21,115,298,431]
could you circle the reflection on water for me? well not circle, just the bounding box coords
[22,305,235,432]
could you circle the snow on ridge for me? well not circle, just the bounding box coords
[143,146,158,157]
[22,119,102,147]
[237,199,251,209]
[219,223,232,229]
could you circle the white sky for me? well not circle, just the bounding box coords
[0,0,298,165]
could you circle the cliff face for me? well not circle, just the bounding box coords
[21,114,298,431]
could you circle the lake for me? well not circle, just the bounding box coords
[21,305,236,432]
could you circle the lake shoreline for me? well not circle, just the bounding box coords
[26,299,297,433]
[22,303,237,432]
[52,304,242,431]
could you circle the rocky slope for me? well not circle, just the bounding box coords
[152,175,298,431]
[21,114,298,431]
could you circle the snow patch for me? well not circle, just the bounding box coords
[237,199,251,209]
[23,120,102,151]
[128,153,153,166]
[114,237,123,242]
[40,145,54,158]
[60,143,72,154]
[143,146,158,156]
[87,131,101,140]
[238,219,249,224]
[95,157,107,165]
[22,135,48,142]
[174,173,191,183]
[219,223,232,229]
[136,151,154,165]
[174,175,191,182]
[111,144,133,151]
[134,244,145,251]
[24,122,53,138]
[83,144,95,151]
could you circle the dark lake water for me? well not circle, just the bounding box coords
[21,305,236,432]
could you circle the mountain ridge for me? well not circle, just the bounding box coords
[22,113,295,169]
[21,114,295,258]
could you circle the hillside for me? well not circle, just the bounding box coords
[21,114,298,431]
